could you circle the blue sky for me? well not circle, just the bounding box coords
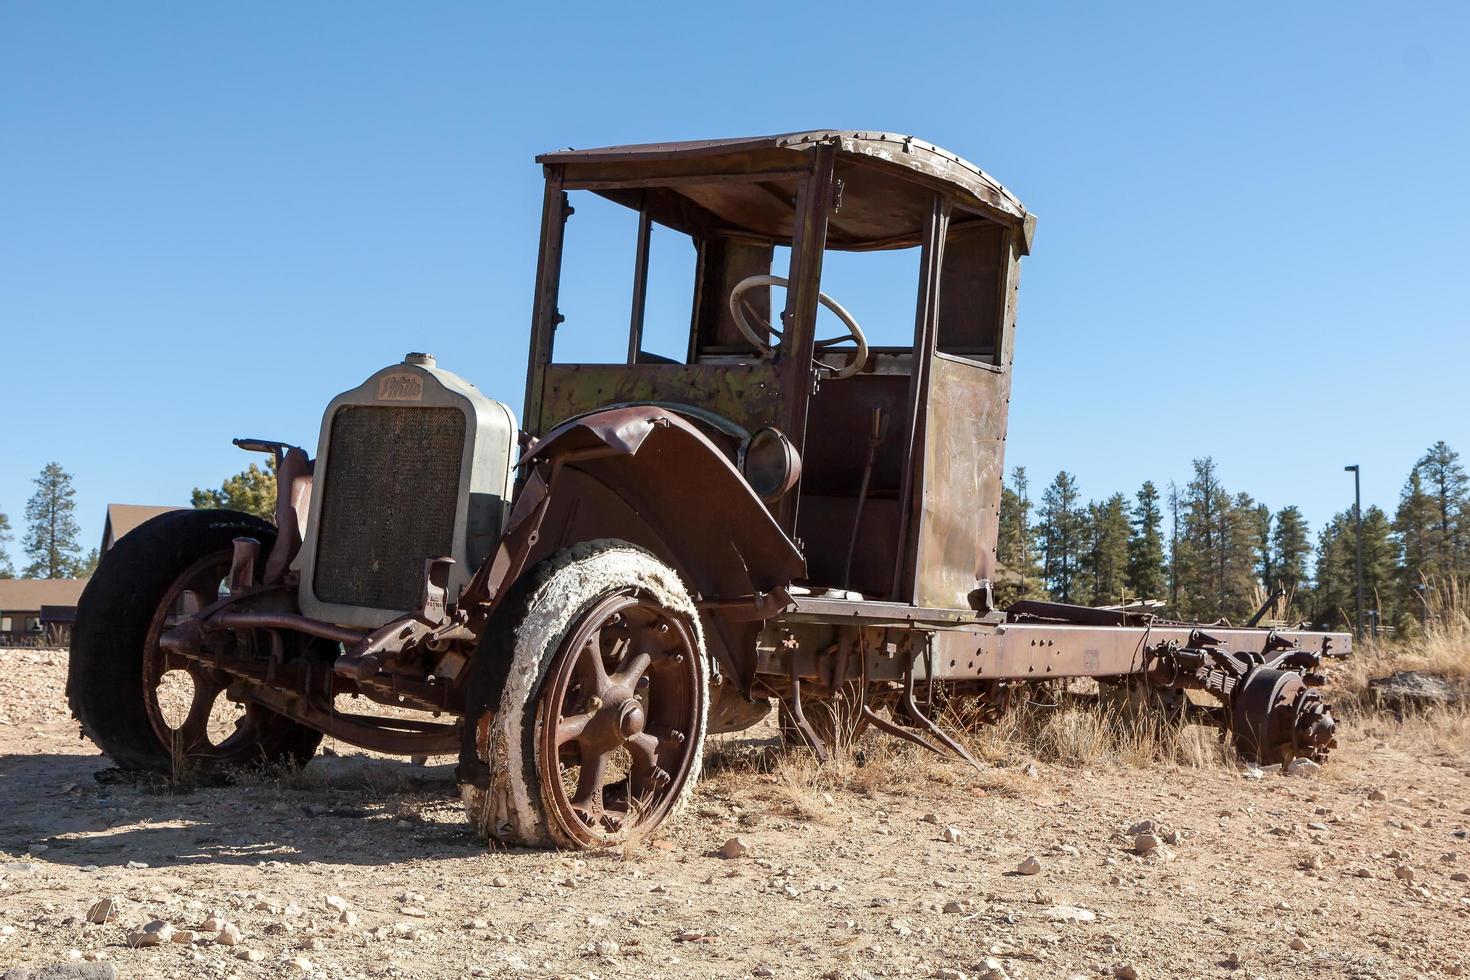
[2,2,1467,558]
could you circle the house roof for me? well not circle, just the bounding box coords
[0,578,89,612]
[104,504,184,549]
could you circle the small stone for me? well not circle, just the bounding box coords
[324,895,349,913]
[942,900,969,914]
[936,969,970,980]
[491,875,510,888]
[1128,820,1157,835]
[1224,951,1240,967]
[200,916,226,933]
[1285,758,1321,778]
[216,923,243,946]
[1114,964,1139,980]
[237,948,265,962]
[889,917,913,937]
[465,917,490,930]
[340,909,359,926]
[129,919,175,947]
[288,955,315,972]
[1241,767,1264,781]
[1368,788,1387,802]
[400,905,428,917]
[592,937,620,958]
[1289,937,1310,951]
[171,929,199,944]
[125,860,149,870]
[923,813,940,824]
[1451,872,1469,882]
[1396,865,1417,881]
[718,837,750,859]
[86,898,117,925]
[1017,856,1043,875]
[1022,763,1040,779]
[1133,833,1162,854]
[1162,829,1183,846]
[941,826,963,843]
[976,957,1010,980]
[1044,905,1096,923]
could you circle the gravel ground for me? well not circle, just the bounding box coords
[2,646,1468,980]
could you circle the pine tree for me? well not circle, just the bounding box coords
[995,467,1043,605]
[1251,501,1272,589]
[1037,471,1085,602]
[1167,481,1181,610]
[1360,505,1398,631]
[1311,513,1355,630]
[1175,458,1231,619]
[1313,507,1396,631]
[0,508,14,577]
[1270,505,1312,594]
[1083,493,1130,605]
[192,457,278,521]
[1220,492,1265,620]
[22,462,84,579]
[1414,441,1469,576]
[1126,481,1167,601]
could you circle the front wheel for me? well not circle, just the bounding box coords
[67,509,323,775]
[462,540,708,849]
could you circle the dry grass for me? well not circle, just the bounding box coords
[946,691,1233,771]
[703,688,1239,815]
[1334,576,1470,699]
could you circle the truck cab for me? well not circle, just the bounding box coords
[525,131,1034,611]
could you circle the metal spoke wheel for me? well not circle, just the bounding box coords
[141,552,280,766]
[539,591,702,842]
[68,509,322,776]
[462,539,709,850]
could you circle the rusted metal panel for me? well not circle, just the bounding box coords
[912,355,1010,609]
[539,131,1029,233]
[537,362,783,437]
[911,230,1021,611]
[928,622,1350,681]
[524,406,806,593]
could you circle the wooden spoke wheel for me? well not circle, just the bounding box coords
[463,540,709,850]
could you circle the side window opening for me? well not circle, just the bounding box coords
[553,191,695,365]
[937,221,1008,365]
[817,245,921,352]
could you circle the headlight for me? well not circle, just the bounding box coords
[739,427,801,502]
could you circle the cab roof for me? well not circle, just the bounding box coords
[538,130,1034,253]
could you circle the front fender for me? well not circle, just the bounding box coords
[524,406,805,598]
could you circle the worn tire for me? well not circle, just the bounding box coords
[67,509,323,773]
[462,539,709,849]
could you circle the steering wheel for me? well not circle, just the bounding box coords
[728,274,870,380]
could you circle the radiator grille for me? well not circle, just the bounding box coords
[314,405,466,610]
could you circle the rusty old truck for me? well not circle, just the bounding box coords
[69,131,1346,849]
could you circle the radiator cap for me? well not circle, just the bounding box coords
[404,352,436,367]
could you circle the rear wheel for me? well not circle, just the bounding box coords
[462,540,708,849]
[68,510,323,775]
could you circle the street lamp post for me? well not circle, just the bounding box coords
[1344,464,1364,641]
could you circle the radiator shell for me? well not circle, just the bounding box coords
[293,358,516,628]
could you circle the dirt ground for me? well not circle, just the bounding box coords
[2,646,1468,980]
